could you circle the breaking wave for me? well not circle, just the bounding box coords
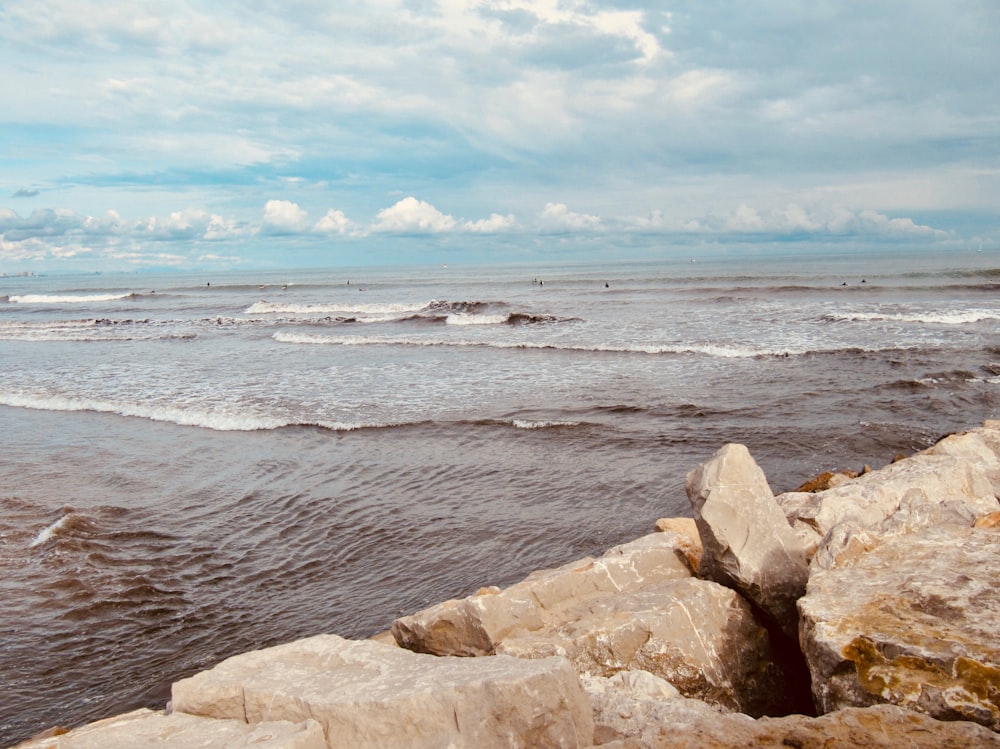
[8,293,138,304]
[824,309,1000,325]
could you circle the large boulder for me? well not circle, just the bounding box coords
[778,451,998,560]
[11,709,325,749]
[685,443,809,639]
[391,533,693,657]
[496,577,788,716]
[925,421,1000,496]
[798,523,1000,730]
[582,671,1000,748]
[171,634,593,749]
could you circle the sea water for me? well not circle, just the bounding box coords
[2,247,999,744]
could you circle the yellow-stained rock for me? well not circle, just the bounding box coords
[799,524,1000,730]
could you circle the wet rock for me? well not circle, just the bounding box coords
[685,443,809,639]
[798,524,1000,730]
[496,577,788,716]
[11,708,325,749]
[391,533,693,657]
[171,633,593,749]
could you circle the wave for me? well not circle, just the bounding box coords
[0,391,414,433]
[30,513,75,547]
[245,300,430,316]
[8,292,138,304]
[272,331,917,359]
[244,299,552,327]
[824,309,1000,325]
[510,419,583,429]
[0,318,197,342]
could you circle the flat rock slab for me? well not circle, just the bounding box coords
[12,708,325,749]
[171,634,594,749]
[799,524,1000,730]
[392,533,693,657]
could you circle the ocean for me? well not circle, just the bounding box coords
[1,248,998,745]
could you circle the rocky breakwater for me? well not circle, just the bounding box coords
[14,421,1000,749]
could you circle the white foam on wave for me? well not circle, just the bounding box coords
[30,514,72,548]
[9,293,134,304]
[511,419,581,429]
[827,309,1000,325]
[245,300,429,316]
[0,391,398,432]
[446,313,510,326]
[272,331,797,358]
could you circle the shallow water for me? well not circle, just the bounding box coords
[2,249,999,745]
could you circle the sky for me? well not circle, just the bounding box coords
[1,0,998,271]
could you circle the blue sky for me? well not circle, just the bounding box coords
[1,1,998,271]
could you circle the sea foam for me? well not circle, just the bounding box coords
[9,293,134,304]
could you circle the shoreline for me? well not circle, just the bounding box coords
[13,420,1000,748]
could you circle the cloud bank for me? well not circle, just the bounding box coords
[0,1,996,269]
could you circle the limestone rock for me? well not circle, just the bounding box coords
[781,452,997,556]
[581,669,738,746]
[652,517,702,572]
[925,423,1000,495]
[171,633,593,749]
[976,511,1000,529]
[798,524,1000,730]
[685,443,809,638]
[11,708,325,749]
[392,533,692,657]
[582,678,1000,749]
[496,577,788,716]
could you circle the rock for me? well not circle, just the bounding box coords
[496,577,789,716]
[11,708,325,749]
[581,669,738,746]
[798,524,1000,730]
[781,452,998,561]
[976,511,1000,529]
[171,633,593,749]
[925,423,1000,495]
[391,533,693,657]
[581,674,1000,749]
[685,443,809,639]
[652,517,702,572]
[795,469,862,493]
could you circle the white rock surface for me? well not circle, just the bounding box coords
[171,633,594,749]
[686,443,809,638]
[496,577,788,716]
[392,533,693,657]
[11,708,325,749]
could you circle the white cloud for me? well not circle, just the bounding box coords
[691,203,948,239]
[539,202,602,231]
[314,209,355,235]
[262,200,309,233]
[372,197,456,233]
[464,213,517,233]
